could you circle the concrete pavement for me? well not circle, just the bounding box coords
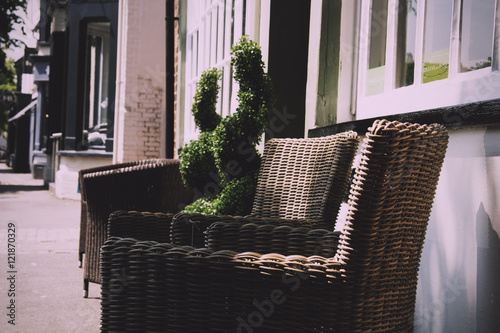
[0,163,101,333]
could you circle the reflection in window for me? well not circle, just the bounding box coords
[396,0,417,87]
[83,22,110,149]
[460,0,495,72]
[366,0,389,96]
[422,0,453,83]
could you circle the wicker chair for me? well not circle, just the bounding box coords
[105,131,360,248]
[100,120,448,332]
[79,159,193,297]
[79,160,141,267]
[100,130,359,331]
[169,131,360,247]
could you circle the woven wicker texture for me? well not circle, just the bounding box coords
[100,120,448,332]
[107,210,174,242]
[170,131,359,247]
[331,119,449,332]
[78,160,139,266]
[80,159,193,297]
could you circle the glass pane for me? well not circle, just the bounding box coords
[83,22,110,148]
[422,0,453,84]
[460,0,495,72]
[366,0,389,96]
[396,0,417,87]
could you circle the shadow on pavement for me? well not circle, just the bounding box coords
[0,184,47,193]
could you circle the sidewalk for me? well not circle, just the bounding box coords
[0,163,101,333]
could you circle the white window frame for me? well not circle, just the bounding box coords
[84,22,110,147]
[355,0,500,120]
[183,0,261,144]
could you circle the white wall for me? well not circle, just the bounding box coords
[334,125,500,332]
[114,0,167,163]
[54,155,112,200]
[415,126,500,332]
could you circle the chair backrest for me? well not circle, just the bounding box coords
[78,160,144,260]
[250,131,359,225]
[334,120,449,332]
[81,158,193,289]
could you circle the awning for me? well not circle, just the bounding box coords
[8,100,37,122]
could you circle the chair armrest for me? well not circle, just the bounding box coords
[107,210,174,242]
[171,212,337,256]
[170,212,248,247]
[100,237,343,332]
[206,219,340,256]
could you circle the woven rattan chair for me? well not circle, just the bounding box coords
[79,161,140,267]
[100,120,448,332]
[170,131,360,247]
[79,158,193,297]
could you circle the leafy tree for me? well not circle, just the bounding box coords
[0,58,16,132]
[1,0,27,132]
[1,0,27,74]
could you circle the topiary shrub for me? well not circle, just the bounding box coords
[179,131,218,192]
[180,36,275,216]
[191,68,222,132]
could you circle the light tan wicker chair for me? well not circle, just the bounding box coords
[100,120,448,332]
[169,131,360,247]
[79,159,193,297]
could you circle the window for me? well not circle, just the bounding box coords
[83,22,110,149]
[460,0,496,72]
[356,0,500,119]
[366,0,389,95]
[183,0,252,143]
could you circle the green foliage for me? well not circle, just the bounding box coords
[210,171,258,215]
[179,131,219,191]
[183,171,258,216]
[1,0,26,133]
[0,58,16,132]
[1,0,27,75]
[180,36,275,216]
[191,68,222,132]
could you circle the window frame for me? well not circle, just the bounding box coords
[355,0,500,120]
[82,21,111,150]
[183,0,259,144]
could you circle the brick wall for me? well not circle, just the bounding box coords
[117,0,166,162]
[122,76,163,161]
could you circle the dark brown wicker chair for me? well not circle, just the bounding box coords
[79,159,193,297]
[100,120,448,332]
[79,160,140,267]
[101,121,448,333]
[100,131,359,331]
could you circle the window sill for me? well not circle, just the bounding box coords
[58,150,113,158]
[309,98,500,137]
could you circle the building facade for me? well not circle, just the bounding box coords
[176,1,500,331]
[28,0,170,199]
[11,0,499,330]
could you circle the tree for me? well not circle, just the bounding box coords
[0,0,26,132]
[1,0,27,76]
[0,58,16,132]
